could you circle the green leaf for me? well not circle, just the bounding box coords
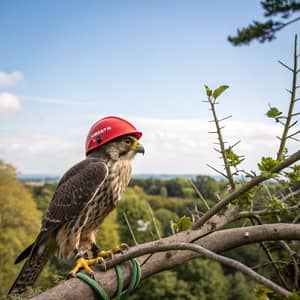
[285,164,300,184]
[254,284,274,299]
[266,106,282,118]
[172,216,193,232]
[288,291,300,300]
[204,84,212,97]
[235,189,254,206]
[257,156,278,172]
[212,85,229,99]
[267,196,288,213]
[225,148,245,167]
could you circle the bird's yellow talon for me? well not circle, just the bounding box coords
[69,257,95,276]
[98,256,105,263]
[97,249,113,259]
[96,243,129,261]
[112,243,129,254]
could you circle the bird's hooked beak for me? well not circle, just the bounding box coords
[133,140,145,155]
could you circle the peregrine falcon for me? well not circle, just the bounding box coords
[9,116,144,294]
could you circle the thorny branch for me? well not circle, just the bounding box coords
[277,35,299,160]
[206,93,235,190]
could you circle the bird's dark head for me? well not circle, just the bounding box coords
[88,135,144,161]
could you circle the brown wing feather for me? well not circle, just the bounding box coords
[36,159,108,245]
[10,159,109,294]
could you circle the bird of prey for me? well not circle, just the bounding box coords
[9,116,144,295]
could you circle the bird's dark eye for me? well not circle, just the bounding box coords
[124,138,132,145]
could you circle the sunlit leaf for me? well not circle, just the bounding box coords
[212,85,229,99]
[204,84,212,97]
[266,106,282,118]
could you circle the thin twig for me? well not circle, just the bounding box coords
[238,205,300,218]
[252,260,289,270]
[281,188,300,202]
[218,115,232,122]
[277,16,300,32]
[206,164,227,178]
[190,180,210,210]
[287,129,300,139]
[249,217,289,289]
[123,212,138,246]
[279,240,300,289]
[278,60,294,72]
[146,201,161,239]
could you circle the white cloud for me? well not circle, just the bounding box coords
[129,117,299,175]
[0,116,298,176]
[19,95,95,105]
[0,133,84,174]
[0,93,21,113]
[0,71,23,87]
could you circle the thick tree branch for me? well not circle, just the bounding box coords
[30,223,300,299]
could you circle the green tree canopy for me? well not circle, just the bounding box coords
[117,187,161,244]
[194,175,226,204]
[96,210,120,249]
[0,160,48,295]
[175,259,230,300]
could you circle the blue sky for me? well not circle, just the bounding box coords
[0,1,299,175]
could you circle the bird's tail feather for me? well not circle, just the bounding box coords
[14,243,34,264]
[8,243,52,295]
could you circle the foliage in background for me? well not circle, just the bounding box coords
[117,186,161,244]
[0,161,50,296]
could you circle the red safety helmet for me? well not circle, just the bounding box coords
[85,116,142,154]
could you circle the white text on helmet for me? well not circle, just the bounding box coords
[91,126,112,138]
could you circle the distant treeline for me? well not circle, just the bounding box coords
[129,175,226,200]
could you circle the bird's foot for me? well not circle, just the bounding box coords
[96,243,129,261]
[67,254,105,279]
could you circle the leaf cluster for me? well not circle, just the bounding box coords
[266,106,283,120]
[258,157,280,178]
[262,0,300,18]
[204,84,229,100]
[228,20,282,45]
[225,148,245,168]
[284,165,300,184]
[172,216,193,232]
